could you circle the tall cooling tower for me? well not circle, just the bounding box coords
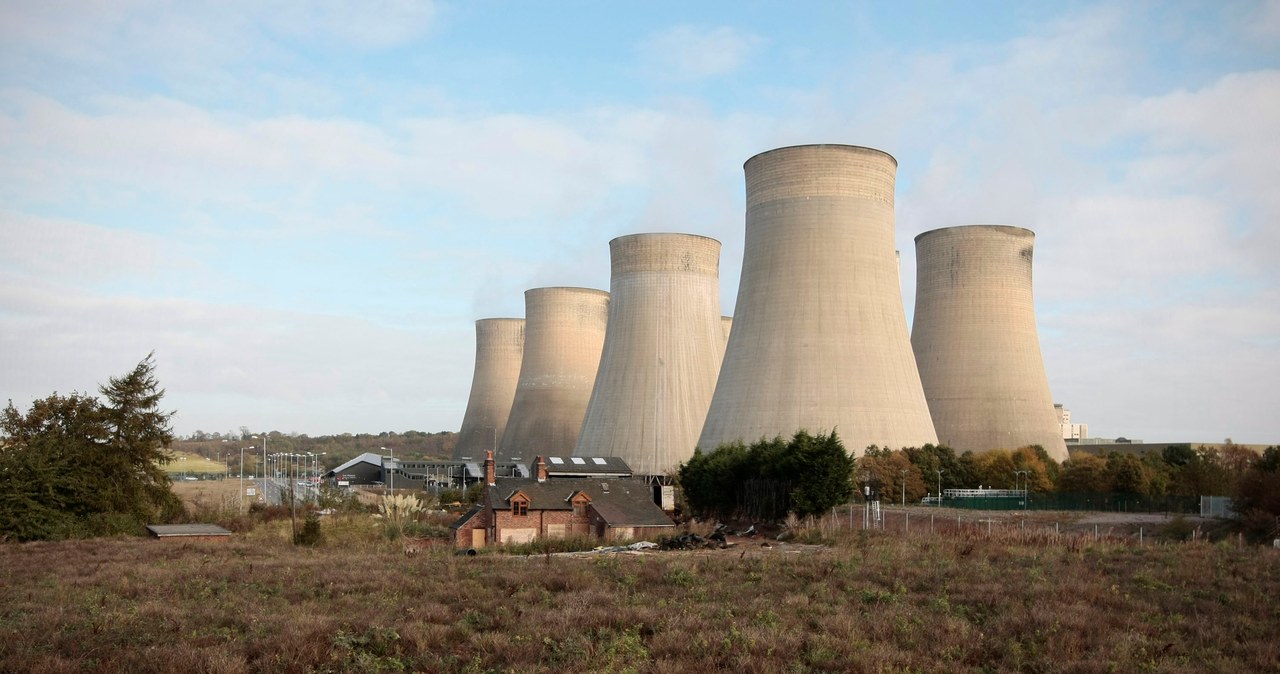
[453,318,524,460]
[911,225,1068,462]
[574,233,725,476]
[497,287,609,464]
[698,144,938,455]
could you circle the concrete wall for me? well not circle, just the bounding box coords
[454,318,524,460]
[911,225,1069,462]
[497,287,609,464]
[575,233,726,476]
[699,144,938,455]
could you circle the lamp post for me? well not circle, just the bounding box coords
[899,469,907,506]
[1014,470,1030,509]
[239,446,247,513]
[935,469,945,508]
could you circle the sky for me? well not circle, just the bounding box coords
[1,1,1277,444]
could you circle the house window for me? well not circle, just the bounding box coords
[512,500,528,517]
[573,502,586,517]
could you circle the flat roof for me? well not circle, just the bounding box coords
[146,524,233,537]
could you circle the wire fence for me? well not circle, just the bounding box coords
[818,503,1212,546]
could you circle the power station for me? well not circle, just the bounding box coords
[911,225,1069,462]
[574,233,727,476]
[453,318,524,461]
[497,287,609,465]
[697,144,938,455]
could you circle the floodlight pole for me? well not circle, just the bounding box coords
[935,469,945,508]
[899,469,907,506]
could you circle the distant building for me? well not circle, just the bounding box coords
[1055,404,1089,443]
[451,453,674,549]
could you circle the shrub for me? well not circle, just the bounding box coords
[294,511,323,546]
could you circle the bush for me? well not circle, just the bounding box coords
[294,511,323,546]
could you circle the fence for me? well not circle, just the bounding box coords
[819,503,1208,546]
[937,492,1199,514]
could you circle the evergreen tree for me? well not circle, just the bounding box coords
[0,354,182,540]
[97,352,182,523]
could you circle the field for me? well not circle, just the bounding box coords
[1,515,1277,673]
[163,450,231,476]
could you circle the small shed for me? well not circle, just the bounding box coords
[145,524,233,541]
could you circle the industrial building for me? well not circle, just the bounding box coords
[911,225,1069,462]
[454,318,524,461]
[574,233,727,477]
[497,287,609,465]
[698,144,938,455]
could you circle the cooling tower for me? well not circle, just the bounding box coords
[453,318,524,461]
[497,287,609,464]
[574,233,725,476]
[720,316,733,351]
[698,144,938,455]
[911,225,1069,462]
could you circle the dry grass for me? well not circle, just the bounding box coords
[1,520,1276,673]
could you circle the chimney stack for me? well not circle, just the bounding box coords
[535,456,548,483]
[484,450,496,486]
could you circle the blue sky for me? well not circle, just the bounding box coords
[2,1,1277,444]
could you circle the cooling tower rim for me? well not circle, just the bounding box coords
[608,231,722,247]
[914,224,1035,243]
[475,317,524,325]
[523,286,611,298]
[744,143,897,169]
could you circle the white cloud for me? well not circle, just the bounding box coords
[639,25,765,81]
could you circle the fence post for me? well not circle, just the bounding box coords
[931,513,935,534]
[905,512,909,536]
[1139,527,1143,544]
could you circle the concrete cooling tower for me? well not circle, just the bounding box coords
[911,225,1069,462]
[574,233,726,476]
[453,318,524,461]
[497,287,609,464]
[698,144,938,456]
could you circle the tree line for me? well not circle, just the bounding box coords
[680,434,1280,541]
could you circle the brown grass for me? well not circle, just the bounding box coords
[0,520,1276,673]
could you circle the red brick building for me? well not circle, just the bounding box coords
[451,453,674,549]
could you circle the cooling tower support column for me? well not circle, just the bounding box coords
[911,225,1069,462]
[575,233,725,476]
[698,144,938,455]
[497,287,609,465]
[454,318,525,461]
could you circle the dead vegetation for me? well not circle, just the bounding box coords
[1,520,1276,673]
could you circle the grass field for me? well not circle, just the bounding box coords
[162,449,230,476]
[0,518,1276,673]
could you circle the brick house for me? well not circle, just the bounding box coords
[451,452,674,549]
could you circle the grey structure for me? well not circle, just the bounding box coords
[575,233,726,476]
[698,144,938,455]
[720,315,733,352]
[454,318,524,460]
[911,225,1068,462]
[498,287,609,464]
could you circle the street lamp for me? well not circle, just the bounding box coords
[899,469,907,506]
[1014,470,1030,510]
[935,469,945,508]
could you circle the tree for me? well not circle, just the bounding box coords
[1057,451,1111,493]
[856,448,926,504]
[98,352,183,524]
[0,355,182,540]
[678,430,854,521]
[781,430,854,519]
